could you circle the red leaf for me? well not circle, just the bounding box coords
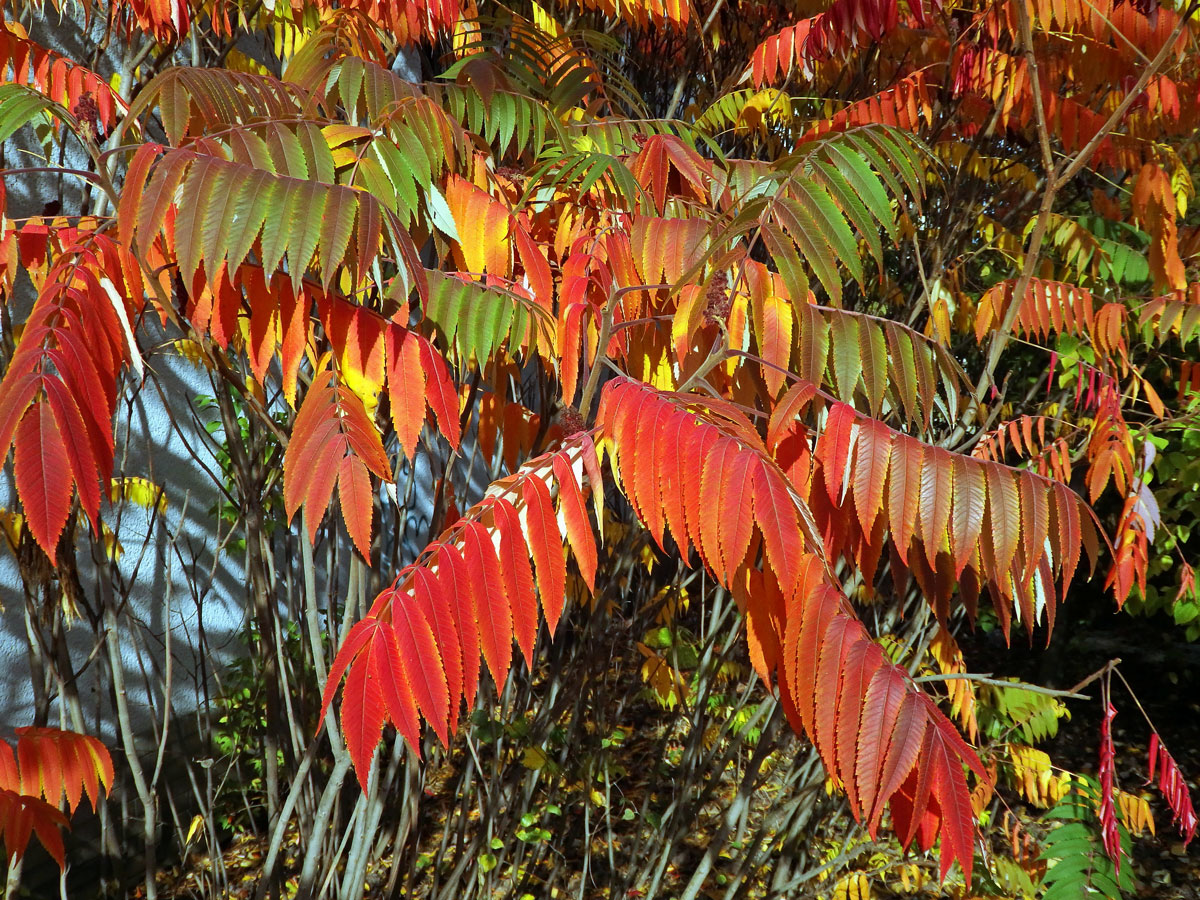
[767,382,816,455]
[1053,482,1082,603]
[819,402,857,504]
[718,449,755,579]
[304,435,348,544]
[785,557,835,736]
[929,726,977,883]
[0,744,16,794]
[985,464,1021,581]
[522,475,567,636]
[816,614,860,773]
[835,637,883,815]
[1149,736,1197,844]
[1098,702,1121,870]
[391,594,450,747]
[659,411,691,550]
[320,617,375,726]
[437,543,481,711]
[417,335,461,449]
[699,437,736,580]
[919,446,953,570]
[887,437,922,564]
[856,665,908,827]
[633,391,671,550]
[12,727,112,814]
[336,385,391,480]
[14,400,74,564]
[42,378,101,530]
[461,521,513,694]
[682,422,720,565]
[410,567,463,733]
[553,454,596,592]
[951,455,986,576]
[753,459,808,598]
[283,380,339,520]
[344,630,388,788]
[0,789,68,868]
[490,497,538,666]
[0,372,39,468]
[870,692,927,831]
[1019,471,1050,586]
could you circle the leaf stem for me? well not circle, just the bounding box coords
[912,672,1091,700]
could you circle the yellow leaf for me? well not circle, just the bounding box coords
[110,477,168,513]
[833,872,872,900]
[0,509,24,552]
[224,49,271,76]
[101,522,122,561]
[1117,790,1155,836]
[173,338,212,369]
[522,747,549,770]
[637,644,685,709]
[650,585,688,624]
[1007,744,1067,808]
[529,0,563,36]
[186,814,205,846]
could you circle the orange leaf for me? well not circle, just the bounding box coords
[887,438,922,564]
[985,465,1020,579]
[386,325,427,459]
[337,453,375,560]
[852,418,892,537]
[553,454,596,593]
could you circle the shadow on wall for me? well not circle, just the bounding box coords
[0,326,251,740]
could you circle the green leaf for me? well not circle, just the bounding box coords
[268,123,309,179]
[822,139,897,242]
[859,317,889,418]
[791,179,864,287]
[774,196,842,305]
[319,188,358,286]
[259,182,296,275]
[201,164,242,281]
[287,182,327,282]
[811,158,884,268]
[175,158,219,286]
[762,223,809,305]
[831,314,862,402]
[375,137,420,222]
[225,169,275,274]
[299,121,336,185]
[0,85,55,143]
[424,182,460,242]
